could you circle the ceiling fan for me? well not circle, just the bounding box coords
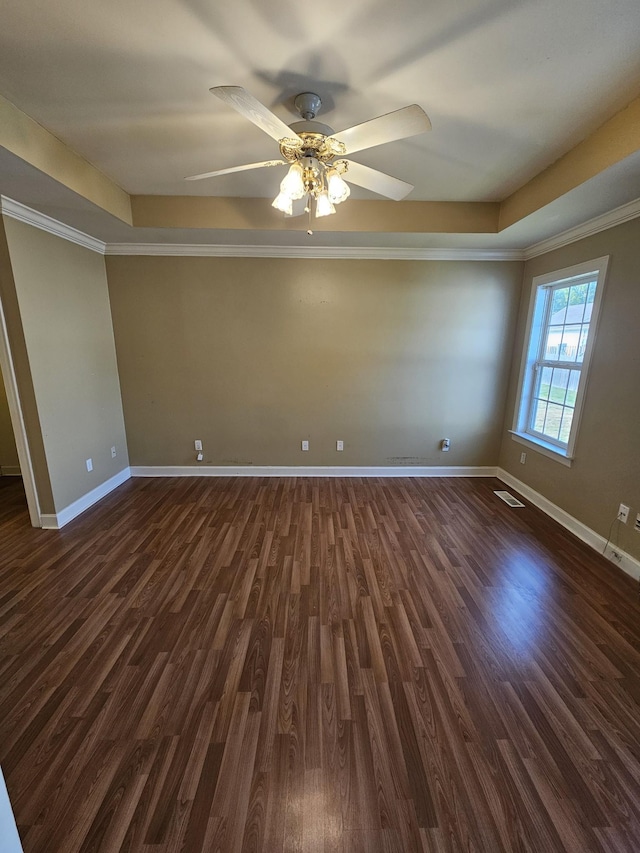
[186,86,431,221]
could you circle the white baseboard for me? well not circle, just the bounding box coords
[497,468,640,581]
[0,466,21,476]
[41,467,131,529]
[130,465,498,478]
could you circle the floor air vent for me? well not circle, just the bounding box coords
[493,490,525,508]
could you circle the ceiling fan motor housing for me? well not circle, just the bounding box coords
[281,121,344,164]
[289,120,335,138]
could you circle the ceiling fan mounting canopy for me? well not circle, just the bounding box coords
[294,92,323,121]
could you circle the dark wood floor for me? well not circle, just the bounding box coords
[1,474,639,852]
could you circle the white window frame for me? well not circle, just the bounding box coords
[511,256,609,466]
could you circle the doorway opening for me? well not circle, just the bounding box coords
[0,293,41,527]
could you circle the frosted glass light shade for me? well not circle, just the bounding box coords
[280,163,306,200]
[327,169,350,204]
[315,191,336,218]
[272,191,293,215]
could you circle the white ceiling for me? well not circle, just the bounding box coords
[1,0,640,248]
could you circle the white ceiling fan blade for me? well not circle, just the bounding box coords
[210,86,301,144]
[343,160,414,201]
[330,105,431,155]
[185,159,286,181]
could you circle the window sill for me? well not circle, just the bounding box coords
[509,431,574,467]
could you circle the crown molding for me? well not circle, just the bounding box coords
[523,197,640,259]
[104,243,525,261]
[0,200,522,259]
[4,194,640,263]
[0,196,106,254]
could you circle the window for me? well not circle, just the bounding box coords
[512,256,608,465]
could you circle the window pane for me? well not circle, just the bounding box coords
[542,402,563,441]
[538,365,553,401]
[567,369,580,406]
[543,326,561,360]
[558,324,582,362]
[567,283,589,322]
[559,407,574,444]
[550,287,569,325]
[531,399,547,433]
[577,326,589,362]
[550,368,569,404]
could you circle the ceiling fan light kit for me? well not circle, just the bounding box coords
[272,154,350,218]
[186,85,432,223]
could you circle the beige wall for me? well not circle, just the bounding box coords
[0,366,19,471]
[499,217,640,561]
[106,256,523,468]
[2,217,129,513]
